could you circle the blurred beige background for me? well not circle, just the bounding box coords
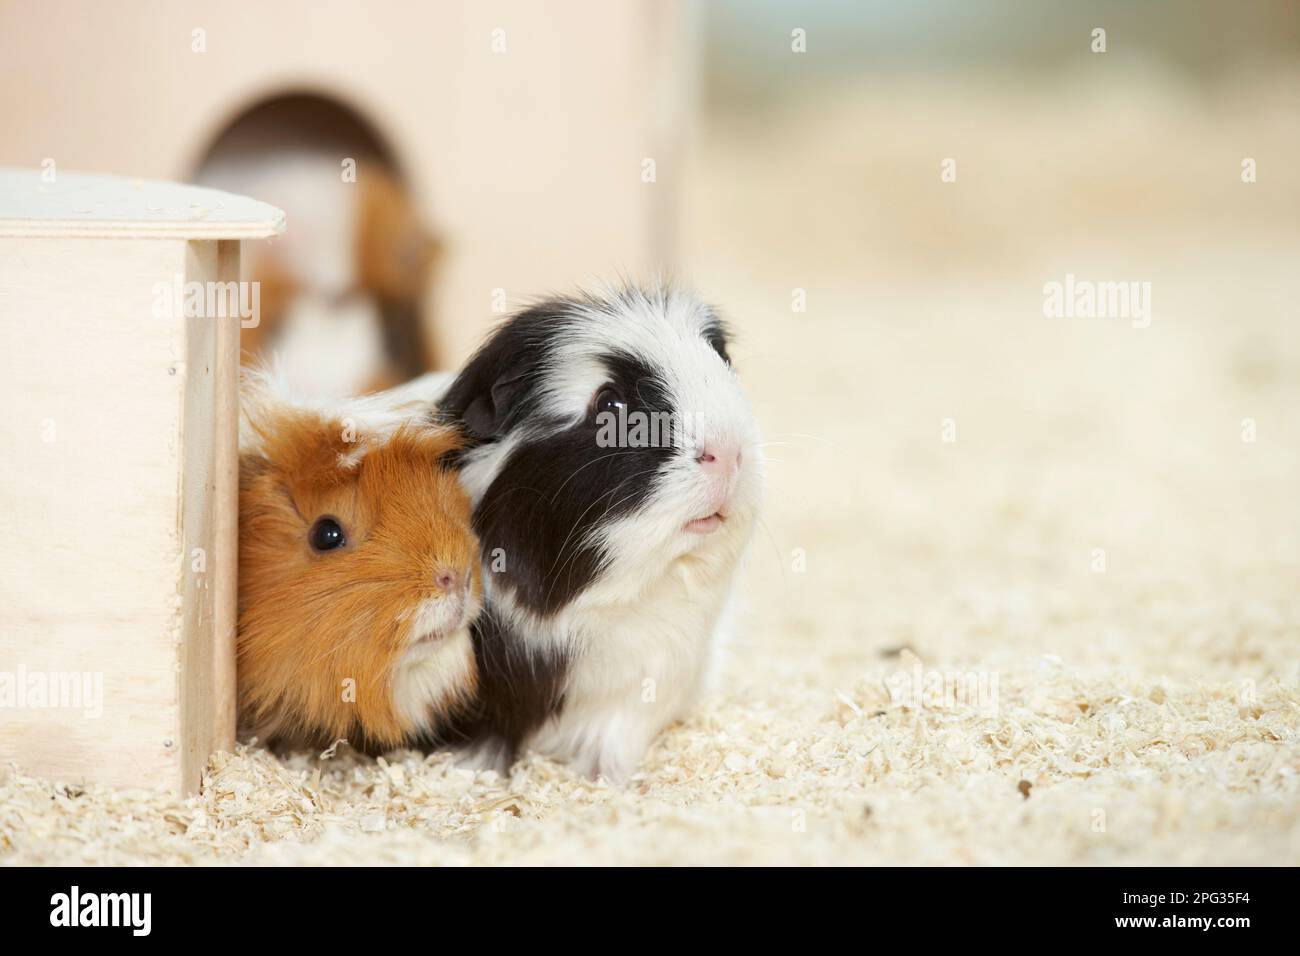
[681,0,1300,863]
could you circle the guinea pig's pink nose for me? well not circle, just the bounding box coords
[435,569,459,592]
[697,445,741,475]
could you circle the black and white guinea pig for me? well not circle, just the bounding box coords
[438,283,763,782]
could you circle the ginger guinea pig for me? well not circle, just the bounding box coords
[237,372,480,753]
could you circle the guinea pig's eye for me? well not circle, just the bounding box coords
[593,386,626,417]
[308,517,347,553]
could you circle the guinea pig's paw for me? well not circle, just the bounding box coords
[537,728,641,786]
[453,737,512,777]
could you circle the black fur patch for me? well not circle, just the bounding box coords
[440,302,680,616]
[472,346,675,615]
[438,300,573,443]
[439,608,572,762]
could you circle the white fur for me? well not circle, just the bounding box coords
[391,626,477,734]
[460,285,762,782]
[239,363,455,461]
[271,293,388,398]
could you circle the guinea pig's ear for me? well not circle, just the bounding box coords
[442,351,532,440]
[239,367,358,479]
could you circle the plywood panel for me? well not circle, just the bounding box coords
[0,237,192,789]
[0,168,285,239]
[0,237,245,793]
[173,240,241,792]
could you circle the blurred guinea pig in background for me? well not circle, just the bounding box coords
[237,370,480,753]
[194,95,441,396]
